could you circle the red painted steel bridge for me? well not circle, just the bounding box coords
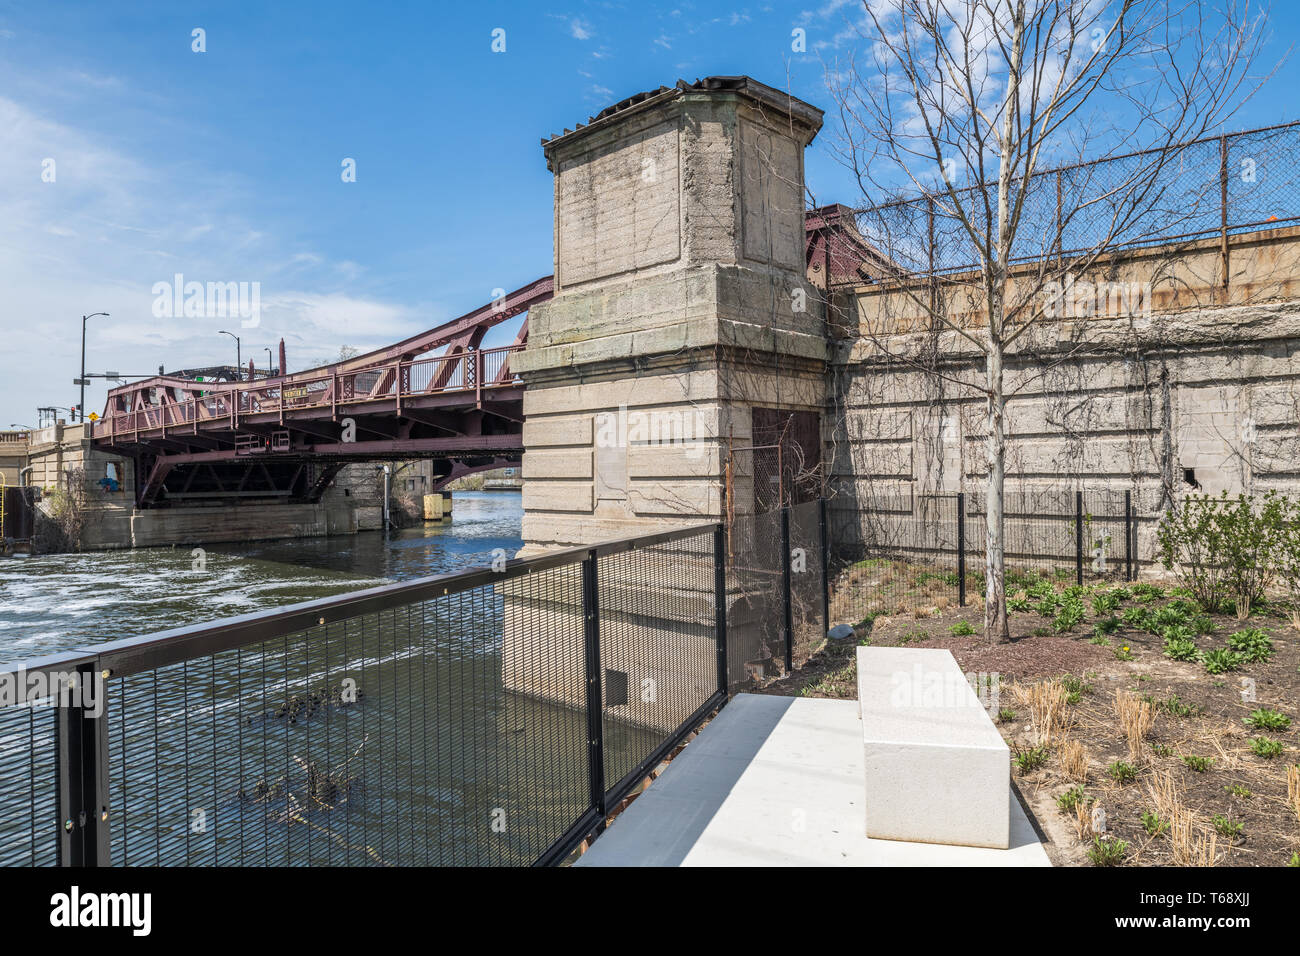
[91,208,879,507]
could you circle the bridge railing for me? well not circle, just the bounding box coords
[95,345,524,441]
[0,521,727,866]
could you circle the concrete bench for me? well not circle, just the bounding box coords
[856,646,1009,849]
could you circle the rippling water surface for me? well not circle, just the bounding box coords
[0,491,523,662]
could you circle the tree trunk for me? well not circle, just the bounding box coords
[984,344,1010,642]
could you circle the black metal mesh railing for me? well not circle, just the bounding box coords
[0,700,59,867]
[0,524,728,868]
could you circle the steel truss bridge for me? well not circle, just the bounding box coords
[91,208,877,508]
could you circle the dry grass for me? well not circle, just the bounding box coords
[1060,738,1089,783]
[1289,763,1300,824]
[1013,678,1073,746]
[1074,798,1095,840]
[1116,689,1154,762]
[1146,770,1182,821]
[1170,807,1220,867]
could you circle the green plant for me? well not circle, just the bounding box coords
[1056,785,1088,813]
[1227,628,1274,663]
[1202,648,1244,675]
[1122,605,1154,629]
[1007,595,1033,613]
[1130,583,1165,603]
[997,707,1016,723]
[1113,645,1135,662]
[1225,784,1253,798]
[1154,694,1199,719]
[1211,814,1243,839]
[1243,708,1291,732]
[1061,675,1092,704]
[1086,835,1128,866]
[1249,737,1285,759]
[1151,743,1174,757]
[1182,755,1215,772]
[949,620,975,636]
[1140,810,1167,836]
[1089,634,1112,646]
[1108,760,1138,784]
[1093,615,1121,637]
[1162,634,1202,662]
[1157,492,1287,617]
[1014,744,1049,774]
[1092,591,1121,615]
[1290,852,1300,867]
[1052,597,1086,633]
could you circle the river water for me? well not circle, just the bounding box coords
[0,490,669,866]
[0,491,524,663]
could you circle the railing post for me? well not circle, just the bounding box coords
[781,505,793,675]
[56,663,110,867]
[1219,134,1230,292]
[713,524,729,695]
[818,497,830,635]
[1075,490,1084,587]
[581,552,606,831]
[1125,490,1134,582]
[957,492,967,607]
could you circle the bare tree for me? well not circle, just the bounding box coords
[825,0,1268,640]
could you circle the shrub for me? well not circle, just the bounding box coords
[1243,708,1291,732]
[949,620,975,636]
[1158,492,1290,619]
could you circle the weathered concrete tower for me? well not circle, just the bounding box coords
[514,77,826,552]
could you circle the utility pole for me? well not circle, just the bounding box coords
[78,313,109,422]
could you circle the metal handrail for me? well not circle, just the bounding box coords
[0,519,717,682]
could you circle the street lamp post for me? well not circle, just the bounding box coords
[218,331,242,381]
[79,312,109,422]
[264,348,273,377]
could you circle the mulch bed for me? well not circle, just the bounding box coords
[762,586,1300,867]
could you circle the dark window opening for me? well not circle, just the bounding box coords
[1183,468,1200,488]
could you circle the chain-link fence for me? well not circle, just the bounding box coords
[853,122,1300,279]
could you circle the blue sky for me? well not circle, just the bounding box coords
[0,0,1295,427]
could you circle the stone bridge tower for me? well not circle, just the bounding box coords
[514,76,827,553]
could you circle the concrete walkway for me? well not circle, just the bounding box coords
[576,694,1052,866]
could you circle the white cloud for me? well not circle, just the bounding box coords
[0,94,435,422]
[570,18,592,40]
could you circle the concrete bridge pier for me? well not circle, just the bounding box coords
[505,76,830,705]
